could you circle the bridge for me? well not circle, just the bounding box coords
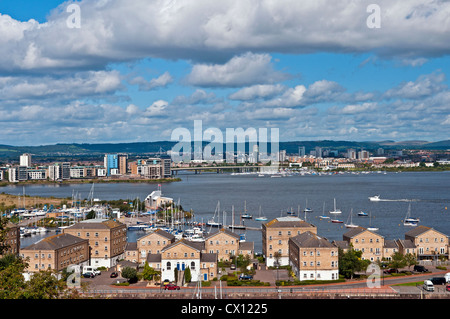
[171,165,262,175]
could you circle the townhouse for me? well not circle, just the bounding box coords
[262,216,317,267]
[205,228,254,262]
[135,229,175,264]
[404,226,449,261]
[63,219,127,268]
[341,227,385,262]
[1,223,20,256]
[20,233,89,273]
[289,231,339,281]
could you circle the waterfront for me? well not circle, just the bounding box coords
[9,171,450,252]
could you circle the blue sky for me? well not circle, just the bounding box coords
[0,0,449,145]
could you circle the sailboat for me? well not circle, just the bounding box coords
[228,205,246,230]
[329,198,342,214]
[255,206,268,221]
[303,199,313,213]
[240,201,253,219]
[345,209,359,228]
[367,212,379,231]
[319,202,330,219]
[403,203,419,226]
[207,201,223,228]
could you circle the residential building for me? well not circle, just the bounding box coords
[1,223,20,256]
[8,166,28,182]
[27,168,46,180]
[262,216,317,267]
[48,162,70,181]
[144,188,173,210]
[205,228,254,262]
[342,227,384,262]
[124,242,138,263]
[155,239,217,283]
[20,153,32,167]
[404,226,449,261]
[289,231,339,281]
[20,233,89,273]
[118,154,128,175]
[63,219,127,268]
[104,154,118,176]
[135,229,175,264]
[383,240,399,261]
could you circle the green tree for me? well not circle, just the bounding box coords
[389,252,407,270]
[142,261,160,281]
[121,267,138,283]
[338,247,369,279]
[184,266,191,283]
[404,253,418,270]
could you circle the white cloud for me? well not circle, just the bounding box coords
[185,52,289,87]
[228,84,286,101]
[129,71,173,91]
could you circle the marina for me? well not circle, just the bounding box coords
[4,170,450,252]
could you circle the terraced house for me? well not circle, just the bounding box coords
[205,228,253,262]
[404,226,449,261]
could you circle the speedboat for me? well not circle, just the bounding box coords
[369,195,381,201]
[357,211,369,217]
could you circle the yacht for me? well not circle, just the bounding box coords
[329,198,342,214]
[344,209,359,228]
[369,195,381,201]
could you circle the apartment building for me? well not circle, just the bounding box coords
[404,226,449,261]
[205,228,254,262]
[135,229,175,264]
[342,227,384,262]
[1,223,20,256]
[20,233,89,273]
[289,231,339,281]
[156,239,217,283]
[262,216,317,267]
[63,219,127,268]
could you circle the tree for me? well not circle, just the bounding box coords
[184,266,191,283]
[404,253,417,270]
[121,266,138,283]
[389,252,407,270]
[338,247,369,279]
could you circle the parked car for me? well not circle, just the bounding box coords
[446,285,450,292]
[423,280,434,292]
[239,274,253,280]
[230,264,236,270]
[383,268,398,274]
[165,284,180,290]
[445,272,450,283]
[110,272,118,278]
[430,277,446,285]
[414,265,428,273]
[82,272,95,278]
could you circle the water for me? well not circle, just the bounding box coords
[8,171,450,252]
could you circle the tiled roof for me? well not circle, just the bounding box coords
[264,216,315,228]
[290,231,334,248]
[22,233,87,251]
[205,228,240,240]
[66,219,125,230]
[404,225,432,237]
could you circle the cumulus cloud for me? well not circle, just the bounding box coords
[185,52,289,87]
[129,71,173,91]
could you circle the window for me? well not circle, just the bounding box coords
[166,262,171,270]
[191,262,195,270]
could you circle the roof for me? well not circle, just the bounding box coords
[125,242,138,251]
[290,231,334,248]
[384,240,398,249]
[205,228,240,240]
[343,226,384,239]
[239,241,254,251]
[146,253,162,263]
[200,253,217,263]
[264,216,315,229]
[137,228,175,242]
[397,239,416,249]
[22,233,87,251]
[65,219,125,230]
[404,225,447,238]
[332,240,349,250]
[162,239,204,252]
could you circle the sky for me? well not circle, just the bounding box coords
[0,0,449,146]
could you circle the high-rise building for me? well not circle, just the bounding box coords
[118,154,128,175]
[104,154,118,176]
[20,153,31,167]
[298,146,306,157]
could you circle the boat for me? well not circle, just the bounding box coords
[403,203,419,226]
[357,211,369,217]
[329,198,342,214]
[369,195,381,201]
[229,205,246,230]
[367,212,379,231]
[255,206,268,221]
[240,201,252,219]
[319,202,330,219]
[331,219,343,223]
[345,209,359,228]
[303,199,313,213]
[207,201,223,228]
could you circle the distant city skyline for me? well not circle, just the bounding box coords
[0,0,449,146]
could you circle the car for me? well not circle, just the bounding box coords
[230,264,236,270]
[163,279,170,286]
[82,272,95,278]
[446,285,450,292]
[423,280,434,292]
[110,272,118,278]
[239,274,253,280]
[414,265,428,273]
[165,284,180,290]
[430,277,446,285]
[383,268,398,274]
